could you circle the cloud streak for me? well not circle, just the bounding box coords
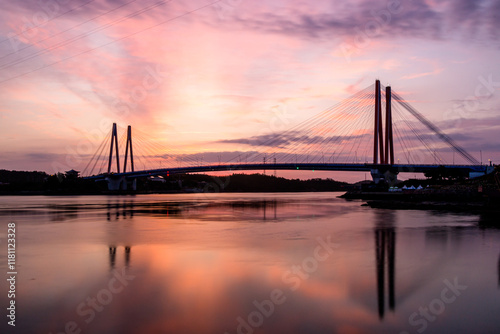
[217,131,370,148]
[211,0,500,45]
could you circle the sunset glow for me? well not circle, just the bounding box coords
[1,0,499,179]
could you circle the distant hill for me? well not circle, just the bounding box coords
[107,173,352,193]
[0,169,48,183]
[215,173,351,192]
[0,169,352,194]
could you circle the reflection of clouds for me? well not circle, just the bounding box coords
[84,245,384,333]
[9,196,500,333]
[14,240,387,333]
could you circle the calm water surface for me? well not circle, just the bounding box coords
[1,192,499,334]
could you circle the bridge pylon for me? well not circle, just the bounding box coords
[384,86,394,165]
[105,123,136,191]
[372,80,397,185]
[108,123,120,174]
[373,79,384,165]
[123,125,134,173]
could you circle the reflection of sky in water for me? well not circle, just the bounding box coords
[1,193,499,334]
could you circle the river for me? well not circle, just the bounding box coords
[1,192,499,334]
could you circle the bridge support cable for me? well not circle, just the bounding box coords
[279,95,370,163]
[131,134,167,170]
[236,90,371,164]
[391,102,443,164]
[391,116,413,164]
[131,130,196,171]
[302,94,368,162]
[351,106,375,163]
[262,87,375,165]
[127,136,151,171]
[222,84,376,165]
[306,88,374,164]
[131,127,201,168]
[81,128,112,177]
[392,91,479,165]
[90,135,111,176]
[128,132,171,170]
[291,89,374,164]
[321,90,375,162]
[333,100,374,163]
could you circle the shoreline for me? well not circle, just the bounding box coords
[340,188,500,212]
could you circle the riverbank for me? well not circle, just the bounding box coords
[0,172,352,195]
[341,184,500,213]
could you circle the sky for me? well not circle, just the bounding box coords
[0,0,499,181]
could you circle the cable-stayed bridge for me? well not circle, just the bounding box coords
[83,80,494,190]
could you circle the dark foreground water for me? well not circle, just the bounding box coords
[1,193,499,334]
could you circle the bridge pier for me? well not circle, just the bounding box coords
[371,169,383,184]
[105,176,127,191]
[105,176,136,191]
[383,170,398,186]
[371,167,399,186]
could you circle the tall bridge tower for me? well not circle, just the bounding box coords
[371,80,397,184]
[105,123,136,191]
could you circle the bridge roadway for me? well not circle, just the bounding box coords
[84,163,494,180]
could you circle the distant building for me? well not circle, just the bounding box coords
[65,169,80,178]
[148,176,166,183]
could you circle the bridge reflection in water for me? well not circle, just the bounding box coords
[109,246,131,270]
[102,199,401,320]
[94,196,500,328]
[7,193,499,333]
[374,210,396,319]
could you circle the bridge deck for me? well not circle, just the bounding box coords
[84,163,493,180]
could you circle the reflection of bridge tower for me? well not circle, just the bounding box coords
[125,246,131,268]
[107,201,134,270]
[109,246,132,269]
[262,200,277,221]
[105,123,137,191]
[106,202,135,221]
[109,246,116,268]
[374,211,396,319]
